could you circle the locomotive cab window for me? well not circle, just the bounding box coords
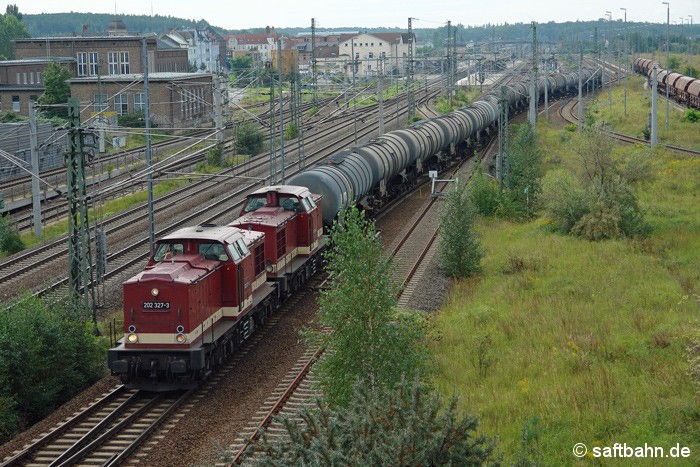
[153,242,184,261]
[244,195,266,212]
[301,197,312,212]
[280,196,303,212]
[227,243,241,261]
[199,242,228,261]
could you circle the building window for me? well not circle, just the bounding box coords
[108,52,119,74]
[368,52,374,59]
[89,52,99,76]
[23,72,27,84]
[114,93,128,115]
[381,52,386,59]
[30,95,38,102]
[15,72,20,84]
[77,52,87,76]
[12,96,20,112]
[93,93,108,112]
[371,43,374,46]
[120,52,130,73]
[379,42,382,46]
[134,93,145,112]
[29,72,34,84]
[36,72,41,84]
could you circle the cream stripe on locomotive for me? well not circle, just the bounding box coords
[132,308,224,344]
[298,240,319,255]
[252,274,266,291]
[222,295,254,318]
[269,247,299,273]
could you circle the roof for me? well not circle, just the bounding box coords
[250,185,312,198]
[338,32,412,44]
[0,84,44,91]
[231,207,296,229]
[68,72,212,83]
[0,57,74,66]
[161,224,247,244]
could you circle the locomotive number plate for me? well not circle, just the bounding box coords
[143,301,171,310]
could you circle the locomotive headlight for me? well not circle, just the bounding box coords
[151,288,160,297]
[127,333,138,344]
[175,333,187,344]
[265,259,273,273]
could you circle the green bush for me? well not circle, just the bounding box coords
[205,144,224,166]
[682,108,700,123]
[117,112,147,128]
[0,215,24,254]
[467,164,500,216]
[284,122,298,140]
[0,296,105,442]
[234,122,264,156]
[564,123,577,132]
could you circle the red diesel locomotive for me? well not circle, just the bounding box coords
[108,185,325,390]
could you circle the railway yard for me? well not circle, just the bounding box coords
[1,17,700,465]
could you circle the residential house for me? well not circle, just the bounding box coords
[338,32,415,78]
[164,27,226,72]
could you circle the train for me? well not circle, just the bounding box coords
[633,58,700,109]
[108,67,597,391]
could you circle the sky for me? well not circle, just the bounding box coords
[11,0,699,30]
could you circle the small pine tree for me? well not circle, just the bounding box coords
[438,181,484,278]
[234,122,265,156]
[314,206,428,406]
[249,379,499,465]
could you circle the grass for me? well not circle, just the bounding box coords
[430,94,700,464]
[589,75,700,151]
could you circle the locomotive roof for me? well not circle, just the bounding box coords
[231,207,296,229]
[160,224,254,244]
[249,185,313,198]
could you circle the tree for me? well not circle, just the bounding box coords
[234,122,265,156]
[439,181,484,278]
[248,379,499,465]
[0,8,29,60]
[314,206,428,406]
[504,124,541,218]
[38,61,72,118]
[5,4,21,21]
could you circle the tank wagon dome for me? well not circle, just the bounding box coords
[289,166,352,224]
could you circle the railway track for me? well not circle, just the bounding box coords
[0,387,191,467]
[559,96,700,157]
[0,79,447,304]
[218,128,503,466]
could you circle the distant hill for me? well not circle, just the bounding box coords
[22,13,221,37]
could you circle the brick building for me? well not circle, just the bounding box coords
[0,57,74,114]
[68,72,214,129]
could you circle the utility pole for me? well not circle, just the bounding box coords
[378,66,385,135]
[594,27,599,90]
[447,20,452,108]
[606,11,612,111]
[311,18,317,109]
[213,73,223,143]
[689,15,694,78]
[621,7,628,117]
[29,101,41,238]
[498,85,509,192]
[351,39,357,144]
[66,98,96,325]
[578,43,583,132]
[529,21,537,129]
[277,38,285,184]
[407,17,415,119]
[663,1,670,130]
[651,66,658,146]
[268,63,276,184]
[142,37,155,255]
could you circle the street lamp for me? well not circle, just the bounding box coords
[690,15,695,78]
[620,7,627,117]
[662,1,670,130]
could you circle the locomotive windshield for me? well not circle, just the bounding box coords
[153,242,184,261]
[243,195,266,212]
[198,243,229,261]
